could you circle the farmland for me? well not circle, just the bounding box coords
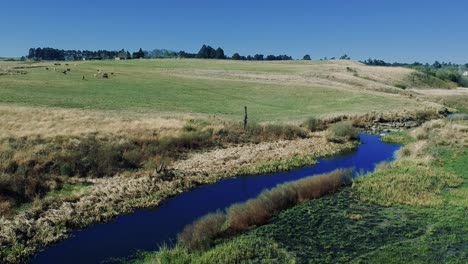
[0,59,444,122]
[0,58,466,263]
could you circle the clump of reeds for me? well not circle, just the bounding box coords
[302,117,327,132]
[326,121,359,142]
[178,169,352,250]
[177,211,227,250]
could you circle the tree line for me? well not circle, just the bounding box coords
[362,58,468,86]
[26,45,355,62]
[26,45,296,61]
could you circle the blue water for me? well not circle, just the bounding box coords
[30,134,400,264]
[448,113,468,119]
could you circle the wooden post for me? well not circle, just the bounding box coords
[244,106,248,129]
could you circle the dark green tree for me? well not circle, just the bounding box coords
[232,53,241,60]
[339,54,350,60]
[215,48,225,59]
[303,54,311,60]
[132,48,145,59]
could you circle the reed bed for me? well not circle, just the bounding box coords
[178,169,352,250]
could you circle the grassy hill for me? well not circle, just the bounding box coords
[0,59,453,122]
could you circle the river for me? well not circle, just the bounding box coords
[31,134,400,264]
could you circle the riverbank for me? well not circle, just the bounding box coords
[137,118,467,263]
[0,128,356,263]
[0,105,448,263]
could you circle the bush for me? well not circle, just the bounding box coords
[59,163,73,176]
[214,122,308,144]
[395,83,407,89]
[157,131,215,157]
[0,198,13,216]
[327,121,359,141]
[247,123,308,142]
[178,211,226,250]
[0,174,51,205]
[303,117,327,132]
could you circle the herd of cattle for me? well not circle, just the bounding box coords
[45,63,114,80]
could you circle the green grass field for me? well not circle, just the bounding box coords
[0,59,425,122]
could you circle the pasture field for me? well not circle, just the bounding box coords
[0,59,438,122]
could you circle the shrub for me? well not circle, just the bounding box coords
[0,174,51,205]
[395,83,407,89]
[178,211,227,250]
[215,122,308,144]
[327,121,359,142]
[157,131,215,157]
[294,169,348,202]
[0,198,13,216]
[246,123,308,142]
[59,163,73,176]
[303,117,327,132]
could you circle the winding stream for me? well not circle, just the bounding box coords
[31,134,400,264]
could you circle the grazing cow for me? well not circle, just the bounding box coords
[82,75,86,80]
[65,63,69,66]
[67,68,71,72]
[102,73,109,78]
[93,74,97,78]
[45,67,49,70]
[62,70,67,74]
[54,63,61,66]
[111,72,114,75]
[53,68,56,71]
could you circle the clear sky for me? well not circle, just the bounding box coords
[1,0,467,63]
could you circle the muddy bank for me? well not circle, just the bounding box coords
[0,133,355,264]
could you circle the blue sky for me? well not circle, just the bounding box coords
[1,0,467,63]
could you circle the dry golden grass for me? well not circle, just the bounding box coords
[162,60,419,95]
[411,88,468,112]
[0,105,186,140]
[173,132,355,178]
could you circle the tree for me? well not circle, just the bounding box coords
[339,54,350,60]
[209,47,217,58]
[253,54,264,61]
[28,48,35,59]
[197,45,208,58]
[132,48,145,59]
[232,53,241,60]
[303,54,311,60]
[215,48,225,59]
[197,45,215,58]
[433,61,442,69]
